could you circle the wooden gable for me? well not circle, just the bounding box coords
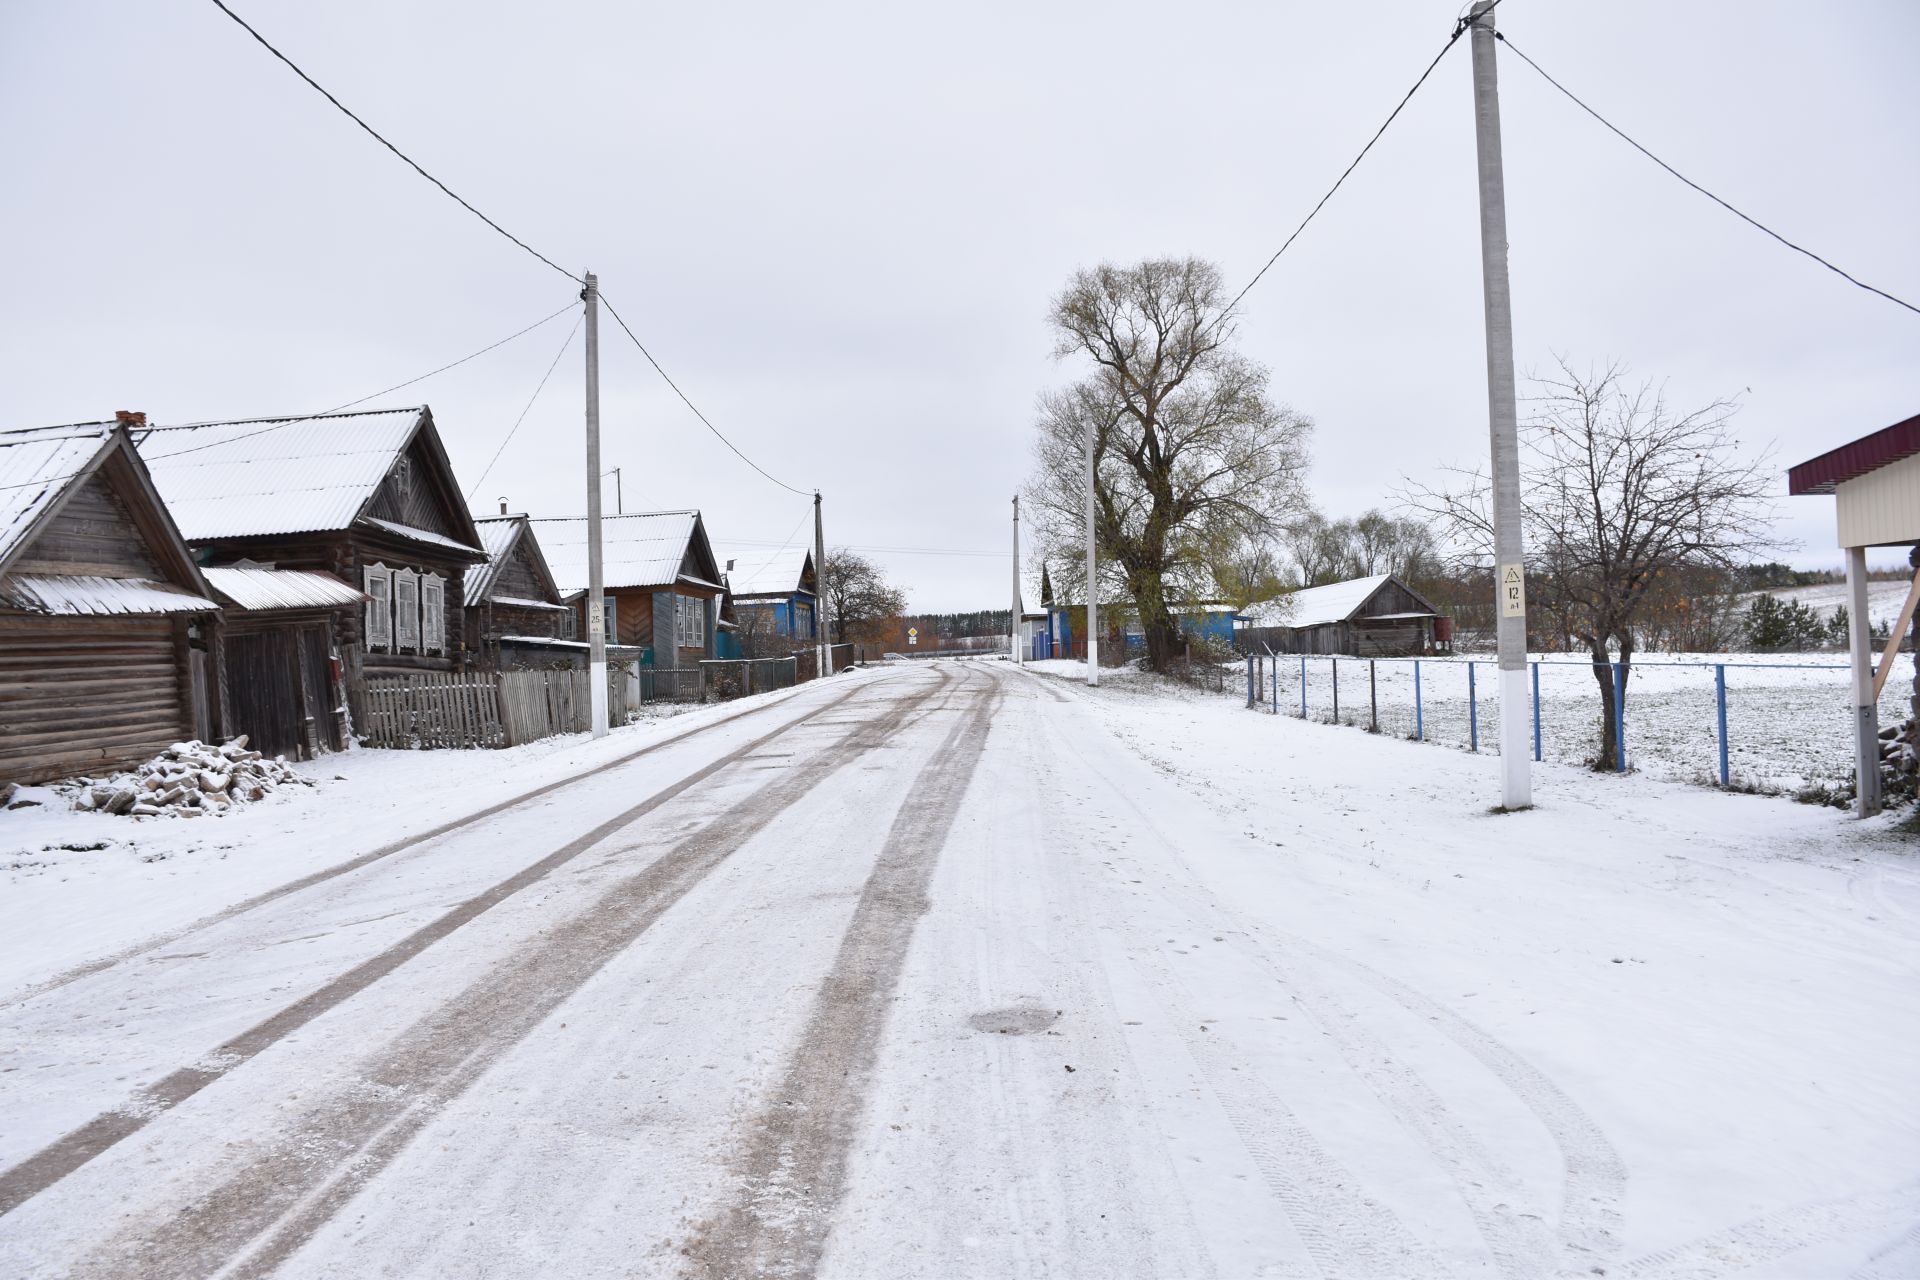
[1354,576,1444,621]
[678,515,724,591]
[493,526,561,604]
[352,409,483,551]
[1,430,209,596]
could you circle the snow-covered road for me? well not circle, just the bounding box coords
[0,661,1915,1278]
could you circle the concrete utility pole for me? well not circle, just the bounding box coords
[814,491,829,678]
[1084,418,1099,686]
[605,466,623,514]
[583,271,608,739]
[1469,1,1530,808]
[1011,495,1023,664]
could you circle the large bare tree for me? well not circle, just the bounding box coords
[1026,258,1312,670]
[821,548,907,645]
[1407,359,1774,769]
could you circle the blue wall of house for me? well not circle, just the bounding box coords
[738,594,816,639]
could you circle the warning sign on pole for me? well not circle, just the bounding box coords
[1499,563,1526,618]
[907,627,918,646]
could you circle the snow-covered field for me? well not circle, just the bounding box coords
[1227,651,1902,792]
[1761,578,1910,626]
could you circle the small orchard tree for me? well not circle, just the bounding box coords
[1025,258,1312,671]
[821,548,907,645]
[1408,359,1774,770]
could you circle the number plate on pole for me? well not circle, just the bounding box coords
[1499,563,1526,618]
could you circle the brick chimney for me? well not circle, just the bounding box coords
[114,410,146,427]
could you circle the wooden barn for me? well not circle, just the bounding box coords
[537,511,725,676]
[464,511,582,669]
[722,546,818,649]
[200,563,363,760]
[1243,573,1448,656]
[0,422,221,785]
[133,407,489,717]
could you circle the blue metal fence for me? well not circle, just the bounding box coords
[1238,652,1886,792]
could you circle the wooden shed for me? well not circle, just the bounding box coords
[132,406,488,714]
[1242,574,1447,656]
[201,563,363,760]
[1789,412,1920,817]
[0,422,221,785]
[537,511,725,677]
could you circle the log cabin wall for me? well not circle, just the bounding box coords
[0,612,193,785]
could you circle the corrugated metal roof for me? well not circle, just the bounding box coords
[0,426,113,567]
[465,516,523,599]
[0,573,219,616]
[204,565,364,612]
[535,511,699,592]
[491,594,569,611]
[356,515,483,555]
[132,407,426,540]
[725,546,811,598]
[1787,412,1920,496]
[1245,574,1393,629]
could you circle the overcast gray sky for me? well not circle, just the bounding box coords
[3,1,1914,610]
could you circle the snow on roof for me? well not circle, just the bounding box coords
[0,426,113,567]
[356,515,483,556]
[465,516,524,599]
[131,407,426,540]
[0,573,218,616]
[1245,574,1393,629]
[203,565,364,612]
[490,595,569,611]
[725,546,811,598]
[534,511,701,592]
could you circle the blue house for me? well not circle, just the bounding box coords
[1037,565,1244,657]
[724,547,819,643]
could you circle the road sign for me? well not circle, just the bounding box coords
[908,627,918,646]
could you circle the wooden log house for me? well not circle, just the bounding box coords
[1241,573,1449,656]
[536,511,726,676]
[133,405,488,730]
[464,511,621,670]
[0,421,221,785]
[722,546,819,654]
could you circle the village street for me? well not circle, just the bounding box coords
[0,661,1915,1279]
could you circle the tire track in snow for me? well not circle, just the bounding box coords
[1609,1179,1920,1280]
[681,669,1000,1280]
[0,675,901,1233]
[4,677,858,1011]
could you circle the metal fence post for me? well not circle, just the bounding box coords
[1332,657,1340,722]
[1715,663,1729,786]
[1272,655,1279,714]
[1469,660,1479,752]
[1531,661,1542,761]
[1414,659,1424,741]
[1369,659,1378,732]
[1613,661,1628,773]
[1246,655,1255,709]
[1299,656,1307,719]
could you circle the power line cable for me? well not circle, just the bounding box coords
[205,0,579,283]
[0,301,578,492]
[597,291,813,498]
[1223,15,1476,318]
[467,311,586,498]
[1495,31,1920,318]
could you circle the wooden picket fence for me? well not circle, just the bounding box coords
[359,672,505,749]
[496,668,634,746]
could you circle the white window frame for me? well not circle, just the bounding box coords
[421,573,446,655]
[363,562,393,650]
[393,568,421,652]
[675,594,706,649]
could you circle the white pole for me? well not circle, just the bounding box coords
[814,492,829,678]
[1846,545,1881,817]
[1469,1,1529,808]
[1011,495,1023,663]
[583,271,608,738]
[1085,414,1099,686]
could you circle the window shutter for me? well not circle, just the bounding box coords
[364,563,392,649]
[422,574,445,654]
[393,568,420,651]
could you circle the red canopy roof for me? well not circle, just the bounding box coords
[1789,413,1920,496]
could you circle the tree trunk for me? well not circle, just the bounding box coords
[1587,634,1619,771]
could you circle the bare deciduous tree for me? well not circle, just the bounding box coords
[1406,359,1775,770]
[1025,258,1312,671]
[821,548,907,645]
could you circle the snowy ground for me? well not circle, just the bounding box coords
[1758,579,1911,626]
[0,660,1914,1278]
[1229,650,1903,793]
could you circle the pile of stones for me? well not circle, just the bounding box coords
[67,737,310,818]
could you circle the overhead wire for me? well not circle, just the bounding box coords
[598,291,813,498]
[1494,31,1920,319]
[467,310,586,498]
[205,0,579,283]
